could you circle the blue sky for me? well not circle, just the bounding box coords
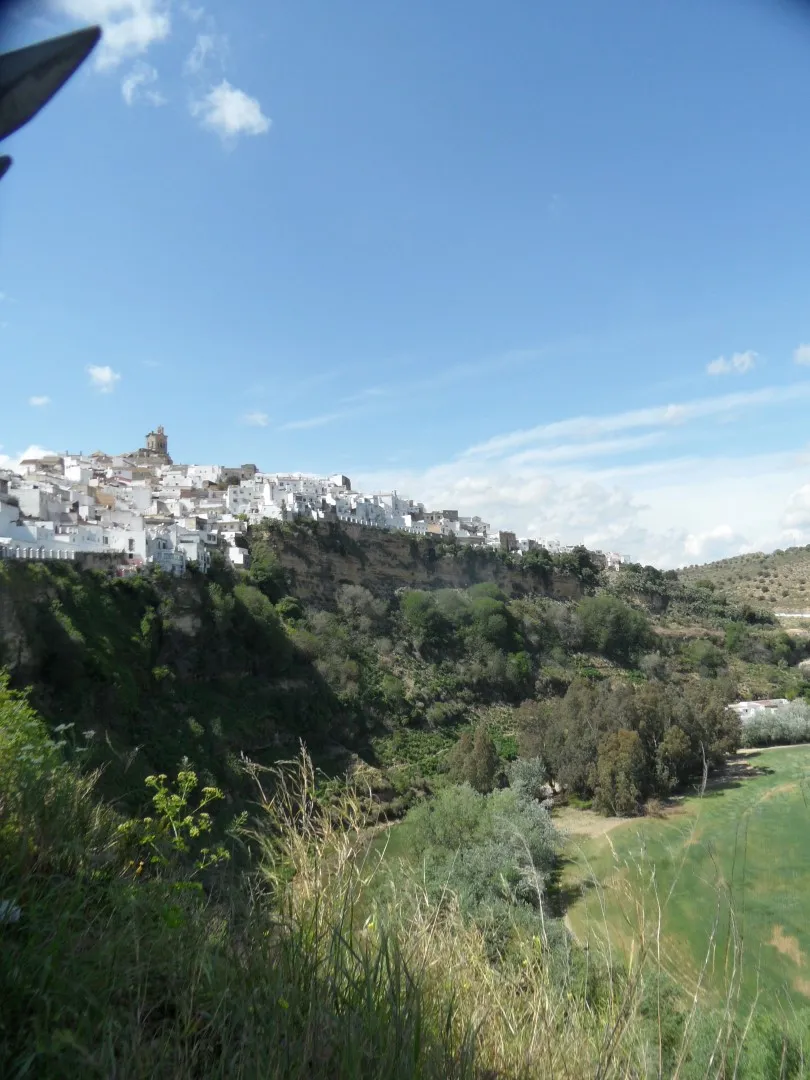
[3,0,810,566]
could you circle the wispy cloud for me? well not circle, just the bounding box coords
[243,411,269,427]
[142,359,161,368]
[87,364,121,394]
[121,61,166,106]
[28,396,51,407]
[54,0,171,72]
[337,347,548,409]
[504,432,663,468]
[53,1,268,145]
[280,410,355,431]
[462,383,810,460]
[794,344,810,366]
[191,79,270,140]
[183,31,225,74]
[180,0,205,20]
[339,386,391,406]
[706,349,757,376]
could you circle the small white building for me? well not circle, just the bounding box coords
[728,699,790,722]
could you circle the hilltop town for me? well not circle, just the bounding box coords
[0,426,625,576]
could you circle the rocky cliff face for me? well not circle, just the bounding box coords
[261,521,584,606]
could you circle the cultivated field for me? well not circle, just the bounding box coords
[563,746,810,1012]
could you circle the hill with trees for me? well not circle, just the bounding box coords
[679,544,810,613]
[3,525,810,1075]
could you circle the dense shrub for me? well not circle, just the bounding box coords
[576,594,652,665]
[404,781,559,925]
[740,701,810,748]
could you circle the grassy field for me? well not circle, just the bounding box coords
[564,745,810,1014]
[679,545,810,612]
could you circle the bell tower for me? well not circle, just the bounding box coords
[146,425,168,456]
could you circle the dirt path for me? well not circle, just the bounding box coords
[552,805,634,839]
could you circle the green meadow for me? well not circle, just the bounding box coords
[565,745,810,1014]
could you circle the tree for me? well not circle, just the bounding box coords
[399,591,450,653]
[447,723,500,794]
[246,536,287,602]
[555,546,602,592]
[656,724,691,792]
[577,594,652,665]
[682,639,725,677]
[593,729,648,816]
[521,547,554,587]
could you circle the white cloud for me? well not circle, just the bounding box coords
[349,383,810,568]
[0,444,58,472]
[87,364,121,393]
[184,32,218,74]
[781,484,810,531]
[505,433,663,468]
[28,396,51,407]
[243,411,269,427]
[53,1,171,71]
[463,382,810,460]
[794,344,810,366]
[121,60,166,105]
[707,350,757,376]
[191,80,270,140]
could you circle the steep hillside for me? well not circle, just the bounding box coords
[3,527,809,830]
[679,544,810,613]
[251,519,586,605]
[0,527,594,817]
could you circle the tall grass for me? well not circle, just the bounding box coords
[0,688,806,1078]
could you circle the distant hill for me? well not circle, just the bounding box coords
[679,545,810,613]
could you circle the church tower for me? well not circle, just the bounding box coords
[146,425,168,457]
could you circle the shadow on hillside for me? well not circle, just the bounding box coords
[547,857,597,917]
[686,759,774,800]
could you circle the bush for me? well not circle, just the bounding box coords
[639,651,669,681]
[740,701,810,748]
[682,639,725,677]
[507,757,550,801]
[404,782,559,918]
[577,595,652,665]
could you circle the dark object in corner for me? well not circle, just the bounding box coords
[0,22,100,179]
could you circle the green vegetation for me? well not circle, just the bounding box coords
[679,544,810,613]
[6,524,810,1075]
[4,535,810,828]
[566,746,810,1016]
[517,677,738,812]
[4,675,810,1077]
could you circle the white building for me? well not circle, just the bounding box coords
[728,699,789,722]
